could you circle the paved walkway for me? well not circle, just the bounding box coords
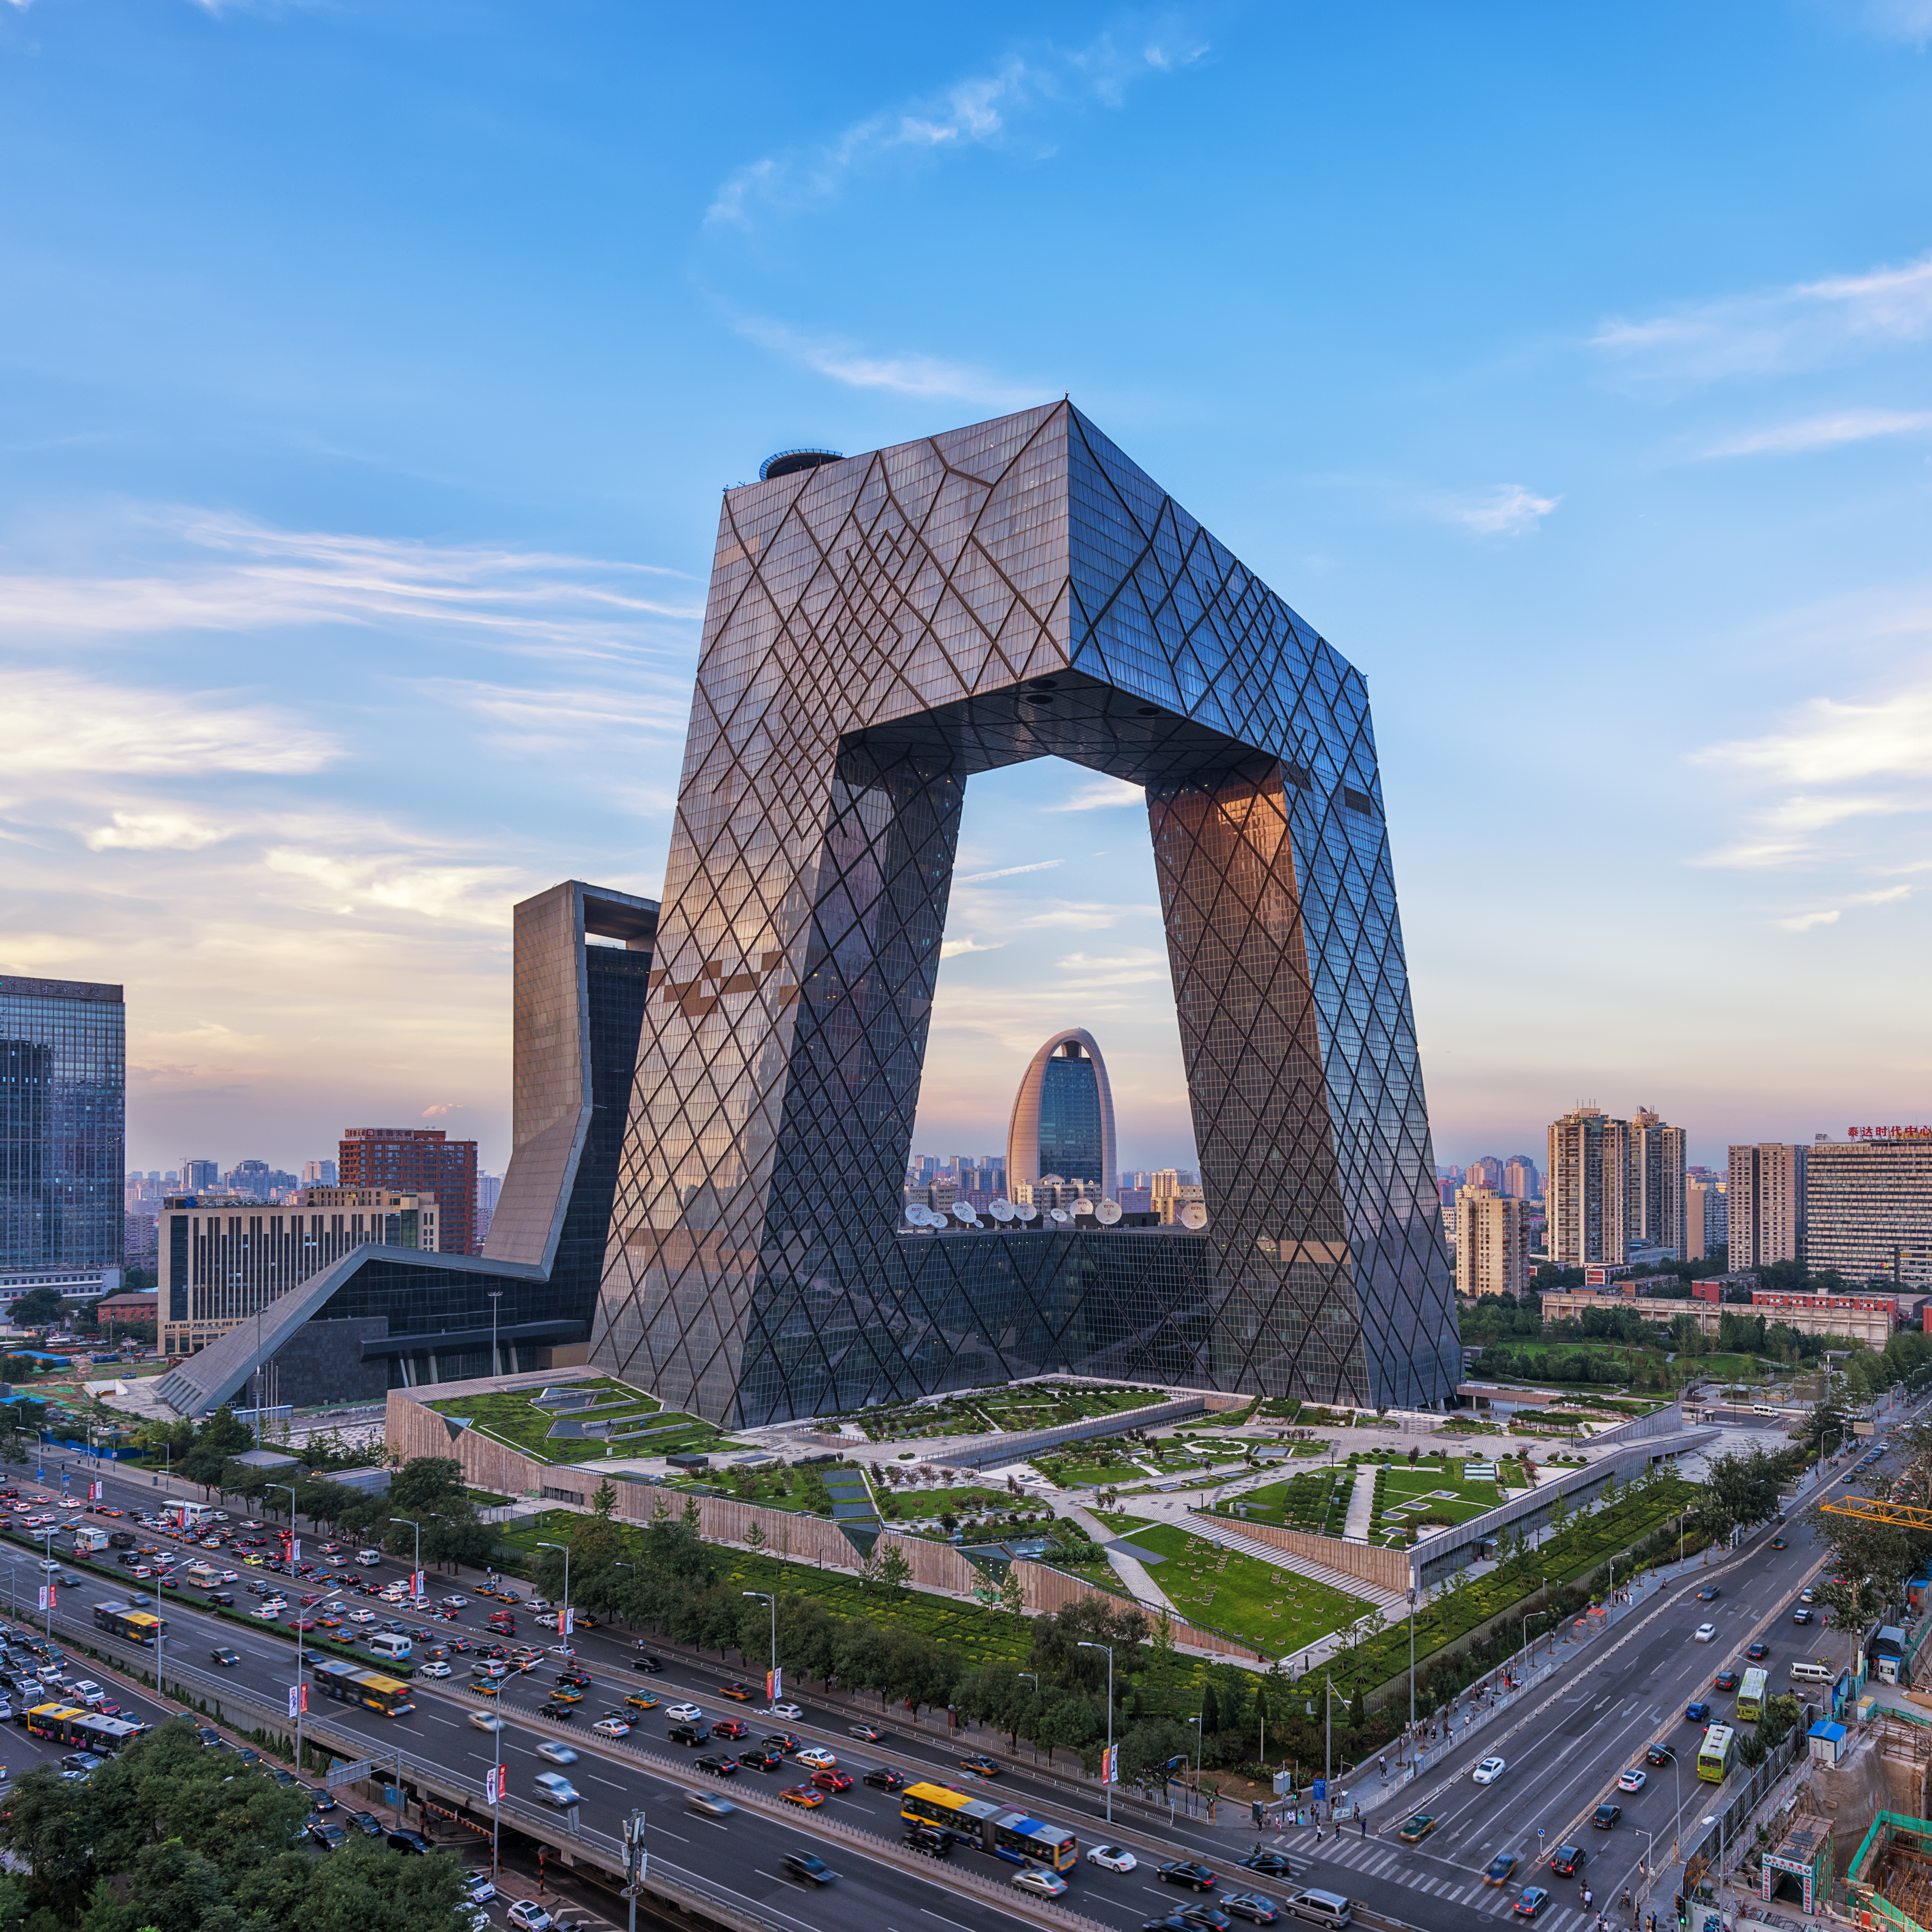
[1342,1464,1375,1540]
[1062,1502,1175,1611]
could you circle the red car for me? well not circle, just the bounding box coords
[809,1768,852,1793]
[711,1718,750,1740]
[780,1785,826,1809]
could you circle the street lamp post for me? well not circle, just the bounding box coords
[1407,1585,1418,1739]
[743,1591,776,1700]
[38,1526,55,1642]
[537,1541,571,1648]
[1077,1640,1115,1823]
[393,1517,424,1604]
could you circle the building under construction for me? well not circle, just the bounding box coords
[1848,1811,1932,1930]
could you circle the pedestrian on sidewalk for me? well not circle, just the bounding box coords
[1359,1815,1367,1838]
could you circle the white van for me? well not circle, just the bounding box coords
[1288,1890,1353,1928]
[367,1632,413,1664]
[1789,1660,1833,1683]
[355,1549,383,1567]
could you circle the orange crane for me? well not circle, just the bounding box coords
[1819,1495,1932,1533]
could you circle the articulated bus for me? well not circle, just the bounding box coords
[1698,1724,1735,1783]
[92,1602,164,1646]
[900,1781,1078,1871]
[22,1704,144,1753]
[310,1657,415,1718]
[1737,1668,1768,1723]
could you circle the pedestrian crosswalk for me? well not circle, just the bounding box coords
[1287,1833,1604,1931]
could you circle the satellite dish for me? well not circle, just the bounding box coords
[1071,1197,1094,1218]
[1015,1201,1039,1221]
[1180,1201,1209,1230]
[1096,1198,1123,1225]
[904,1205,929,1227]
[952,1200,979,1225]
[1048,1207,1069,1224]
[990,1198,1015,1222]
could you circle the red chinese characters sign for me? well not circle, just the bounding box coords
[1849,1127,1932,1139]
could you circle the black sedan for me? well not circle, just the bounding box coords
[1592,1803,1622,1831]
[1237,1851,1298,1879]
[1549,1844,1586,1877]
[1158,1861,1218,1893]
[308,1821,347,1851]
[1646,1743,1676,1766]
[210,1647,241,1667]
[863,1767,906,1792]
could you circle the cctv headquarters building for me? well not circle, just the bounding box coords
[161,403,1460,1426]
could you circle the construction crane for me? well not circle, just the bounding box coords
[1820,1495,1932,1533]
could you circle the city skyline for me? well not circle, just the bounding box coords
[6,7,1932,1181]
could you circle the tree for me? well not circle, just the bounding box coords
[998,1569,1025,1620]
[874,1542,913,1593]
[1693,1447,1785,1544]
[9,1285,65,1329]
[1119,1716,1192,1793]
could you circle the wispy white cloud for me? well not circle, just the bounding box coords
[726,313,1040,408]
[940,936,1006,959]
[1429,485,1561,538]
[263,845,520,926]
[1047,776,1145,812]
[1705,408,1932,458]
[955,859,1062,884]
[1778,908,1841,932]
[1854,1,1932,46]
[6,671,337,775]
[85,810,236,853]
[707,20,1207,226]
[1777,885,1909,932]
[1594,251,1932,383]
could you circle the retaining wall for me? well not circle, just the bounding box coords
[1196,1515,1413,1595]
[1008,1557,1266,1661]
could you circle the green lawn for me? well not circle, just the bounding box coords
[424,1379,728,1466]
[1215,1466,1355,1536]
[1369,1461,1501,1547]
[835,1381,1172,1442]
[1100,1514,1370,1656]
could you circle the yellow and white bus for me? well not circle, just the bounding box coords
[900,1781,1078,1870]
[310,1657,415,1717]
[1737,1667,1768,1722]
[1698,1724,1735,1783]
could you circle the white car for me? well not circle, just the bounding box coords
[1014,1866,1069,1897]
[1617,1768,1648,1793]
[1694,1622,1718,1643]
[532,1772,580,1808]
[443,1595,469,1608]
[687,1790,736,1818]
[771,1700,803,1720]
[665,1702,704,1723]
[507,1904,554,1932]
[592,1716,630,1738]
[464,1873,497,1903]
[536,1740,578,1765]
[1087,1845,1137,1872]
[530,1598,553,1613]
[417,1661,452,1679]
[468,1711,504,1731]
[1471,1755,1506,1785]
[347,1609,377,1624]
[795,1746,837,1770]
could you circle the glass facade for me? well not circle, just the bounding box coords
[1038,1048,1105,1185]
[595,403,1458,1425]
[0,976,124,1276]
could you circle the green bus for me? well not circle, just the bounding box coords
[1737,1667,1768,1722]
[1698,1724,1735,1783]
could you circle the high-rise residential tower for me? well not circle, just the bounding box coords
[1467,1155,1504,1193]
[1546,1106,1631,1267]
[0,976,125,1292]
[1728,1143,1807,1270]
[1502,1155,1541,1201]
[1628,1109,1688,1256]
[1686,1176,1729,1261]
[593,403,1459,1420]
[1455,1185,1532,1299]
[1006,1031,1116,1194]
[337,1127,479,1254]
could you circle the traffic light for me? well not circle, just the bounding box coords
[1674,1897,1687,1927]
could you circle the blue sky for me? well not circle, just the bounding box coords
[5,1,1932,1181]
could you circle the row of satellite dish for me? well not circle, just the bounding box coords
[903,1196,1209,1231]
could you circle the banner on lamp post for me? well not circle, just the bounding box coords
[411,1571,425,1600]
[1103,1743,1118,1785]
[558,1607,573,1638]
[88,1482,101,1501]
[766,1667,782,1702]
[486,1766,505,1806]
[37,1587,52,1612]
[287,1684,308,1720]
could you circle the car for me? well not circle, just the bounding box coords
[1686,1700,1712,1723]
[468,1710,504,1732]
[695,1753,738,1776]
[863,1766,907,1792]
[1746,1641,1770,1661]
[1801,1586,1818,1604]
[592,1716,630,1738]
[1484,1853,1518,1886]
[535,1703,576,1722]
[1471,1755,1506,1785]
[810,1768,852,1793]
[1617,1768,1648,1793]
[309,1821,348,1850]
[711,1718,750,1740]
[738,1747,784,1772]
[548,1687,583,1705]
[1693,1622,1718,1643]
[667,1723,710,1746]
[719,1680,755,1701]
[624,1691,660,1712]
[346,1608,377,1624]
[631,1651,664,1672]
[782,1851,836,1885]
[1549,1845,1586,1878]
[1770,1536,1789,1550]
[1014,1866,1069,1897]
[387,1829,433,1855]
[343,1810,382,1838]
[665,1702,704,1722]
[1514,1887,1552,1919]
[534,1737,579,1765]
[781,1784,826,1808]
[1646,1742,1676,1765]
[1398,1814,1436,1845]
[1238,1852,1297,1879]
[905,1825,953,1859]
[532,1772,581,1808]
[1697,1586,1721,1602]
[796,1746,837,1770]
[1221,1895,1280,1925]
[206,1591,235,1608]
[1714,1670,1739,1692]
[770,1699,803,1720]
[1592,1803,1622,1831]
[506,1904,555,1932]
[687,1790,737,1818]
[417,1661,452,1679]
[210,1647,240,1667]
[1793,1608,1815,1625]
[958,1752,1000,1777]
[764,1732,803,1753]
[1158,1860,1219,1892]
[556,1670,592,1689]
[1090,1844,1139,1872]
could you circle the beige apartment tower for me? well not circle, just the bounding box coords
[1727,1143,1807,1269]
[1547,1106,1631,1266]
[1455,1185,1532,1299]
[1629,1108,1687,1256]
